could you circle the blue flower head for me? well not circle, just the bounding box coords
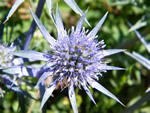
[13,4,125,113]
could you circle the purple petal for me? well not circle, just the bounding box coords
[81,81,96,105]
[87,77,125,106]
[40,80,58,109]
[30,8,56,47]
[87,12,108,40]
[68,81,78,113]
[12,50,49,61]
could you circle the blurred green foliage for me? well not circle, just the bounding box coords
[0,0,150,113]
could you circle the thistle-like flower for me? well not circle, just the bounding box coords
[12,5,125,113]
[0,43,35,98]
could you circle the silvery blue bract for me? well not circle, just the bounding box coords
[12,4,125,113]
[125,23,150,70]
[4,0,90,26]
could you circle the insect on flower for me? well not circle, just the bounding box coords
[12,3,125,113]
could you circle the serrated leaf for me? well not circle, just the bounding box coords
[128,16,147,32]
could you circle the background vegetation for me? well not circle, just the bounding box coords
[0,0,150,113]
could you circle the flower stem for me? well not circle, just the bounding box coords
[23,0,45,50]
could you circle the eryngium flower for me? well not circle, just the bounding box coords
[13,5,125,113]
[0,43,35,99]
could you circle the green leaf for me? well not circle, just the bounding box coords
[122,92,150,113]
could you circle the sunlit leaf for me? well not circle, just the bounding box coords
[109,1,130,6]
[129,16,148,32]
